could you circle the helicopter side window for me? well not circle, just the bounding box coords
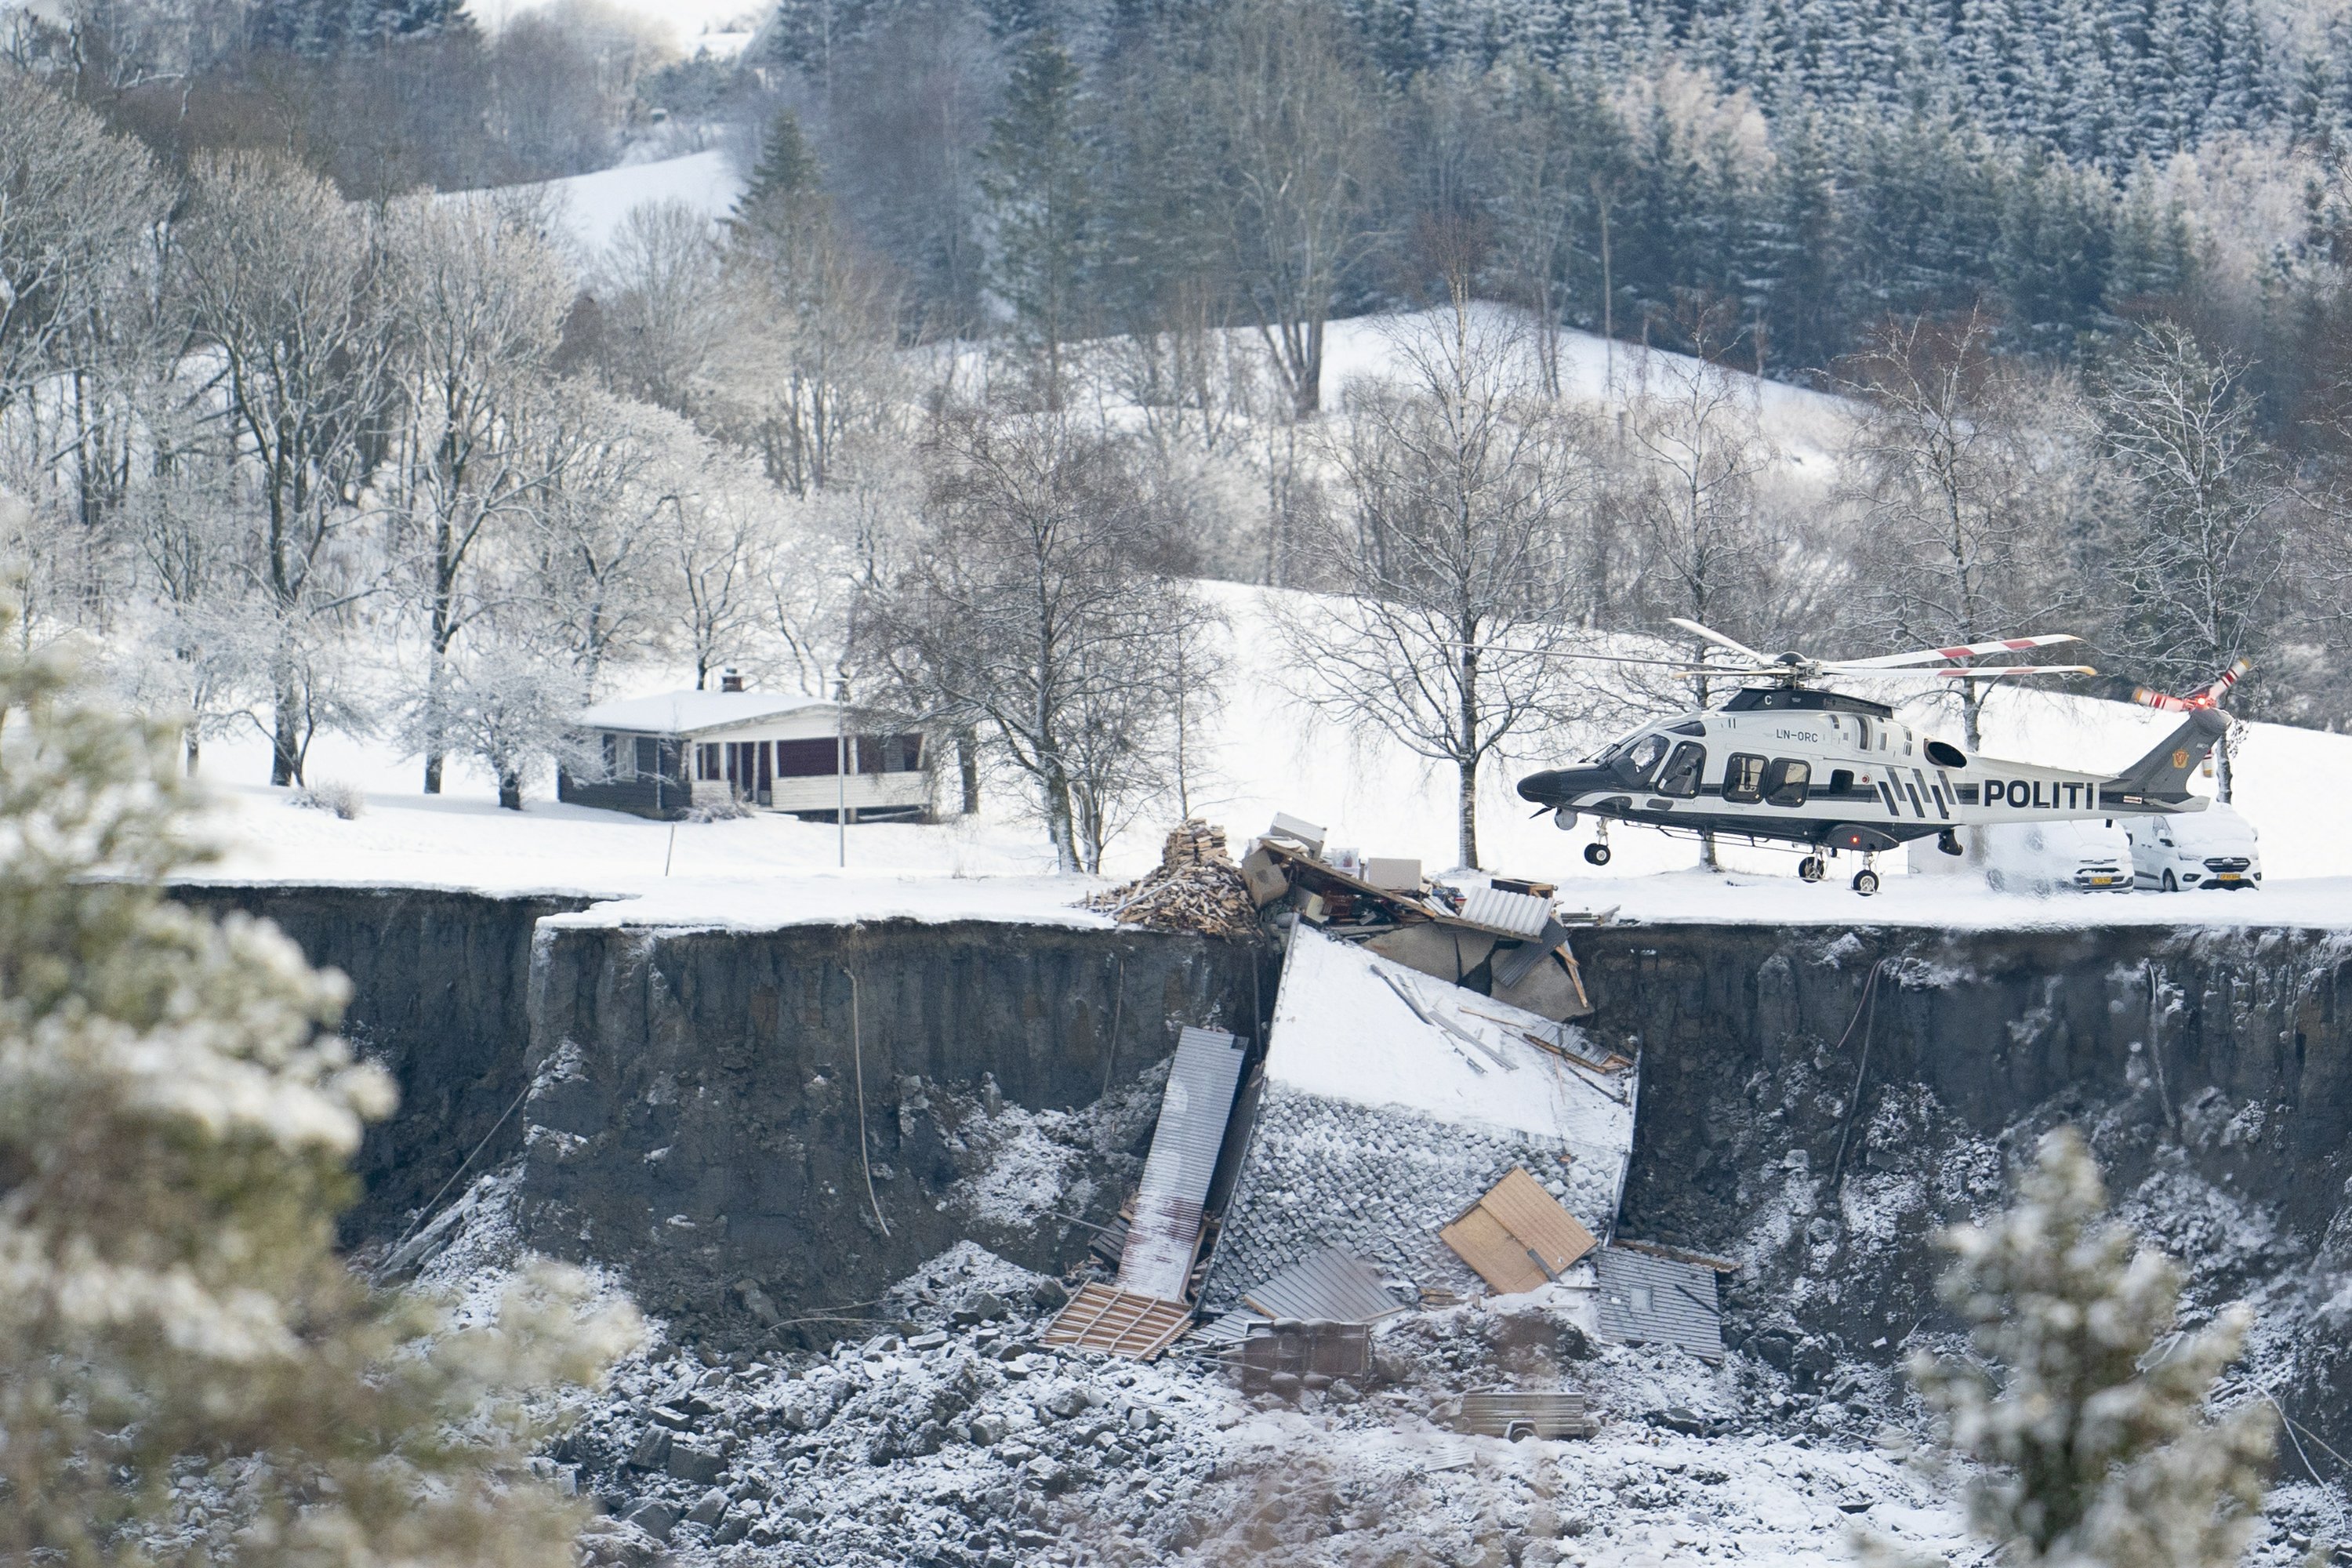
[1655,742,1706,798]
[1722,753,1767,804]
[1764,757,1811,807]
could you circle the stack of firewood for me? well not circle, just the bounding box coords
[1085,818,1261,938]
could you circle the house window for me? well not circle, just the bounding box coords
[1764,757,1811,807]
[775,738,840,778]
[603,734,621,778]
[699,743,720,781]
[1656,742,1706,798]
[1723,753,1767,804]
[635,737,659,777]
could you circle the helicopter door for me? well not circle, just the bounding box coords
[1655,742,1706,797]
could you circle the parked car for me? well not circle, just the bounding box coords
[2122,804,2262,891]
[1910,819,2136,895]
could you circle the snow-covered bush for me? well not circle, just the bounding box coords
[290,777,367,818]
[0,597,641,1567]
[1867,1127,2275,1567]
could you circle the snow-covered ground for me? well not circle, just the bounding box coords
[520,148,750,264]
[186,572,2352,932]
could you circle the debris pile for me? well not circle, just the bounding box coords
[1087,819,1260,938]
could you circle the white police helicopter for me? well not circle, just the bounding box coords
[1515,620,2231,895]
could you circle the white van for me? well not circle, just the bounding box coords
[1910,820,2135,895]
[2123,805,2262,891]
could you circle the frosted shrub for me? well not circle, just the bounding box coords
[291,776,367,818]
[1866,1127,2274,1568]
[0,598,641,1568]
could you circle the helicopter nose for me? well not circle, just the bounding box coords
[1518,768,1602,805]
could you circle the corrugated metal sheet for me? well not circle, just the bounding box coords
[1241,1245,1408,1323]
[1041,1283,1194,1359]
[1491,920,1570,987]
[1453,1389,1595,1439]
[1595,1247,1723,1362]
[1116,1025,1247,1301]
[1440,1167,1599,1294]
[1457,885,1552,937]
[1184,1308,1271,1348]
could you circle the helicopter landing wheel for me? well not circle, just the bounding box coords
[1798,855,1825,883]
[1851,867,1881,896]
[1584,842,1613,866]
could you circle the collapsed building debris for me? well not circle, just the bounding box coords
[1226,1319,1374,1396]
[1043,1025,1246,1358]
[1439,1168,1600,1296]
[1243,826,1593,1021]
[1240,1245,1411,1325]
[1085,818,1259,938]
[1449,1389,1598,1442]
[1594,1243,1732,1363]
[1206,927,1634,1315]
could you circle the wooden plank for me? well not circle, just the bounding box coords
[1439,1204,1549,1294]
[1041,1284,1192,1361]
[1478,1167,1598,1274]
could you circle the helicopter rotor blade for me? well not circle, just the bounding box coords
[1834,664,2099,681]
[1836,633,2084,670]
[1666,618,1774,666]
[1450,644,1705,669]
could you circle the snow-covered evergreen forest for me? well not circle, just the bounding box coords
[7,0,2352,870]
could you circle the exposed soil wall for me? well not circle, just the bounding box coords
[167,883,594,1241]
[173,879,2352,1451]
[516,919,1271,1339]
[1577,920,2352,1450]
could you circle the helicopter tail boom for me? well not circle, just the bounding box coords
[2099,708,2229,809]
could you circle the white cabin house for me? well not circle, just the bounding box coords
[558,673,931,822]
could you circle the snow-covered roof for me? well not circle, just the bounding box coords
[576,689,833,735]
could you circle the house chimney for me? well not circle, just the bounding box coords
[720,668,745,692]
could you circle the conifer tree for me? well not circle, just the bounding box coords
[1868,1128,2274,1568]
[978,32,1102,408]
[0,588,640,1566]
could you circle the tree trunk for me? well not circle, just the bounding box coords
[957,728,982,815]
[1044,768,1080,874]
[272,681,303,787]
[499,768,524,811]
[185,728,201,778]
[2216,730,2234,804]
[1456,756,1479,872]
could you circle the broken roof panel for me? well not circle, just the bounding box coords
[1441,1167,1599,1295]
[1115,1025,1247,1302]
[1265,928,1629,1152]
[1040,1283,1193,1359]
[1457,885,1553,938]
[1595,1246,1724,1363]
[1241,1245,1409,1324]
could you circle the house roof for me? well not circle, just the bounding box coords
[576,689,833,736]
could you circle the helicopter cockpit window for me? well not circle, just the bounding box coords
[1722,753,1767,804]
[1616,732,1668,782]
[1764,757,1811,807]
[1655,742,1706,798]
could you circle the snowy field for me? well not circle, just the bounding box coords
[183,568,2352,931]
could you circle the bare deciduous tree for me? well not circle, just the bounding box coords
[1206,0,1381,420]
[1842,310,2084,747]
[866,410,1214,871]
[2092,323,2289,802]
[1278,294,1598,869]
[176,151,398,785]
[383,191,572,793]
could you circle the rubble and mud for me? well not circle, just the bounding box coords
[399,1185,2343,1567]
